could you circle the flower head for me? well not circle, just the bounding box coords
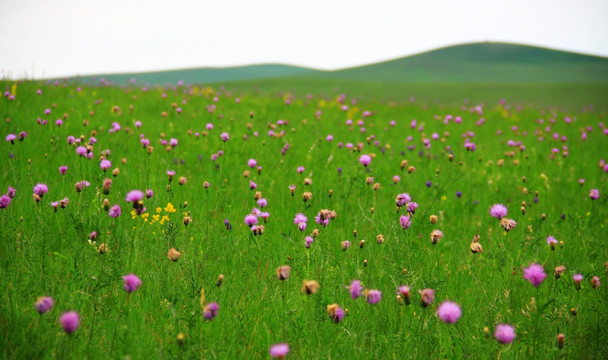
[359,154,372,167]
[203,302,219,320]
[125,190,144,203]
[419,288,435,307]
[395,193,412,207]
[109,204,121,218]
[523,263,547,287]
[0,194,11,209]
[399,215,411,230]
[269,343,289,358]
[589,189,599,200]
[437,301,462,324]
[349,280,364,299]
[122,274,142,293]
[365,289,382,304]
[33,183,49,197]
[100,159,112,171]
[60,311,80,334]
[489,204,508,219]
[220,132,229,142]
[35,296,54,314]
[494,324,516,344]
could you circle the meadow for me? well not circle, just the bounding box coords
[1,79,607,359]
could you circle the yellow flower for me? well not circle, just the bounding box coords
[131,210,137,216]
[153,214,160,222]
[164,203,176,213]
[156,207,162,214]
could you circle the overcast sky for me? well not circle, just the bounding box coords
[1,0,607,79]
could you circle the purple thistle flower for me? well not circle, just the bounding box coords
[395,193,412,207]
[304,236,314,248]
[125,190,144,203]
[269,343,289,358]
[109,205,121,218]
[349,280,364,299]
[145,189,153,198]
[122,274,142,293]
[60,311,80,334]
[523,263,547,287]
[257,198,268,208]
[6,134,17,143]
[366,289,382,304]
[494,324,516,344]
[244,214,258,227]
[33,183,49,197]
[59,165,68,175]
[203,302,219,320]
[399,215,411,230]
[35,296,54,314]
[359,154,372,167]
[247,159,257,168]
[406,202,419,213]
[437,301,462,324]
[546,236,558,246]
[7,186,16,198]
[293,213,308,225]
[489,204,508,220]
[100,159,111,171]
[76,146,87,156]
[220,132,229,142]
[589,189,599,200]
[0,194,11,209]
[224,218,232,230]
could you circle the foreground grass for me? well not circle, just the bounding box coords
[0,80,607,359]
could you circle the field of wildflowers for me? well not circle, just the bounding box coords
[1,80,607,359]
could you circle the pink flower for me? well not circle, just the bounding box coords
[523,263,547,287]
[203,302,219,320]
[349,280,364,299]
[494,324,516,344]
[399,215,411,230]
[35,296,54,314]
[122,274,142,293]
[589,189,599,200]
[60,311,80,334]
[33,183,49,197]
[365,289,382,304]
[359,154,372,167]
[489,204,508,219]
[437,301,462,324]
[269,343,289,358]
[100,159,112,171]
[220,132,229,142]
[125,190,144,203]
[247,159,257,168]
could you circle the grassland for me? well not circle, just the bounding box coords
[0,79,607,359]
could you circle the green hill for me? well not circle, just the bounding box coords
[325,42,608,83]
[75,64,320,86]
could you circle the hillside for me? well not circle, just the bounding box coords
[325,42,608,83]
[74,64,320,86]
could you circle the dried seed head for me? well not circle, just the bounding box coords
[430,215,438,224]
[301,280,320,295]
[276,266,291,280]
[302,192,312,202]
[168,248,181,262]
[376,234,384,244]
[470,242,483,254]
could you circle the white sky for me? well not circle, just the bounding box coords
[1,0,607,79]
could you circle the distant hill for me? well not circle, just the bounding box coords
[74,64,320,86]
[66,42,608,85]
[325,42,608,83]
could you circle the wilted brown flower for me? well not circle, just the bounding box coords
[276,265,291,280]
[301,280,320,295]
[168,248,181,262]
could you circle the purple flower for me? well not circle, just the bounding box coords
[109,205,121,218]
[257,198,268,208]
[6,134,17,143]
[146,189,153,198]
[35,296,54,314]
[489,204,508,219]
[247,159,257,168]
[366,289,382,304]
[293,213,307,225]
[395,193,412,207]
[7,186,16,198]
[399,215,411,230]
[100,159,112,171]
[589,189,599,200]
[125,190,144,203]
[573,274,583,289]
[437,301,462,324]
[220,132,229,142]
[0,194,11,209]
[59,165,68,175]
[304,236,314,248]
[76,146,87,156]
[269,343,289,358]
[33,183,49,197]
[419,289,435,307]
[122,274,142,293]
[169,138,178,147]
[523,263,547,287]
[297,166,305,174]
[456,191,462,198]
[203,302,219,320]
[494,324,516,344]
[60,311,80,334]
[406,202,419,213]
[326,134,333,142]
[349,280,364,299]
[359,154,372,167]
[244,214,258,227]
[546,236,558,246]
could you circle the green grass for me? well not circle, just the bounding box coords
[1,80,607,359]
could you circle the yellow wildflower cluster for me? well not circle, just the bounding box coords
[131,203,175,225]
